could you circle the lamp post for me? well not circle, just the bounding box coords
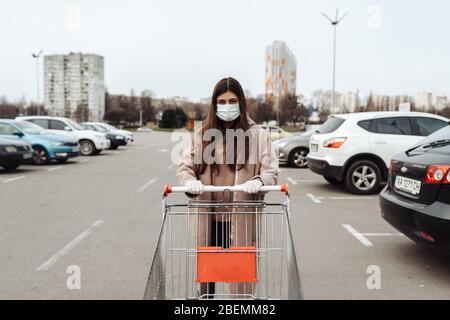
[31,49,43,115]
[321,10,348,115]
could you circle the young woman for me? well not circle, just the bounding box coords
[177,77,278,298]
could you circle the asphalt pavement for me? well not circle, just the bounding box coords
[1,131,450,299]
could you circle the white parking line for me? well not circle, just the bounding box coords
[342,224,374,247]
[287,177,298,185]
[160,149,168,153]
[2,175,27,184]
[47,166,63,172]
[306,193,322,204]
[137,178,157,193]
[35,220,104,272]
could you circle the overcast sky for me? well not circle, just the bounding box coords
[1,0,449,102]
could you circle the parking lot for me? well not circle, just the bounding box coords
[1,131,450,300]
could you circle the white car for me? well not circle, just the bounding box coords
[307,112,449,195]
[16,116,110,156]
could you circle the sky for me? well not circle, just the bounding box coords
[1,0,449,102]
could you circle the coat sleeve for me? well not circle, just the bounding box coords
[252,128,279,186]
[177,132,198,186]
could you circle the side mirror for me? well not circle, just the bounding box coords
[64,126,72,131]
[13,132,24,137]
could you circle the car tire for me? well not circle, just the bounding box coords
[289,148,309,168]
[79,140,96,156]
[324,176,341,185]
[344,159,382,195]
[2,165,20,171]
[110,144,119,150]
[33,146,49,165]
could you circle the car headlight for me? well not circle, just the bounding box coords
[115,135,125,140]
[51,141,64,146]
[5,146,17,153]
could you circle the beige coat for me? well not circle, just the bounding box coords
[177,118,278,296]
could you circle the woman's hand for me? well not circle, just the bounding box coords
[184,180,205,195]
[241,179,263,194]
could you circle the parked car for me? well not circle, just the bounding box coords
[16,116,110,156]
[0,137,34,171]
[307,112,449,194]
[0,119,80,164]
[272,130,315,168]
[81,122,127,150]
[96,122,134,143]
[380,125,450,254]
[261,125,293,141]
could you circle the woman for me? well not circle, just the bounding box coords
[177,77,278,298]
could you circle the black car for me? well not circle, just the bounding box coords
[0,137,34,171]
[81,123,127,150]
[380,125,450,254]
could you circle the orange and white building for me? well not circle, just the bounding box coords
[265,41,297,103]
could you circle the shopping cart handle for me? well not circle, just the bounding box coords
[163,183,289,196]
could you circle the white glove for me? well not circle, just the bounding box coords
[241,179,263,194]
[185,180,204,195]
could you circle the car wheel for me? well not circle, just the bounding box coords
[2,165,20,171]
[110,144,119,150]
[345,160,382,195]
[324,176,341,185]
[33,146,49,165]
[80,140,96,156]
[289,148,309,168]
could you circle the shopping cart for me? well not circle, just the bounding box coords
[143,183,302,300]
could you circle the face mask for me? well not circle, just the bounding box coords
[216,103,241,122]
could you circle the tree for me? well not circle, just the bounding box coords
[160,107,187,128]
[279,94,309,126]
[254,99,274,124]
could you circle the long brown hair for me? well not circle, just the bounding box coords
[195,77,251,175]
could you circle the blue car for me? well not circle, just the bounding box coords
[0,119,80,164]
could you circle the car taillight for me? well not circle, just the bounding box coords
[424,165,450,184]
[323,137,347,149]
[389,160,393,177]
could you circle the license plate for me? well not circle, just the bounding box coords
[23,153,33,159]
[311,144,318,152]
[395,176,422,195]
[73,146,80,152]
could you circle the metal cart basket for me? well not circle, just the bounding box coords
[144,184,302,300]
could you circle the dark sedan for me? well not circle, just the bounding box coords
[0,137,34,171]
[380,125,450,254]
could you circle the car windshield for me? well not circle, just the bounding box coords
[93,125,107,132]
[406,126,450,154]
[66,119,84,130]
[14,121,44,134]
[103,123,117,131]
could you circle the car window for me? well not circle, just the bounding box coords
[0,123,20,135]
[372,117,413,135]
[358,120,372,131]
[415,117,448,136]
[28,119,49,129]
[50,120,68,130]
[317,117,345,134]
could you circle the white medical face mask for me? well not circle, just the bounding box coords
[216,103,241,122]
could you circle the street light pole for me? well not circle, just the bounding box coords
[32,49,43,116]
[322,10,348,115]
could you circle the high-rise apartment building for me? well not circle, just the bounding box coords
[265,41,297,103]
[44,53,105,121]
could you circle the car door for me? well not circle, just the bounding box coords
[368,117,418,167]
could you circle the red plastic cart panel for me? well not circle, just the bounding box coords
[196,246,257,283]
